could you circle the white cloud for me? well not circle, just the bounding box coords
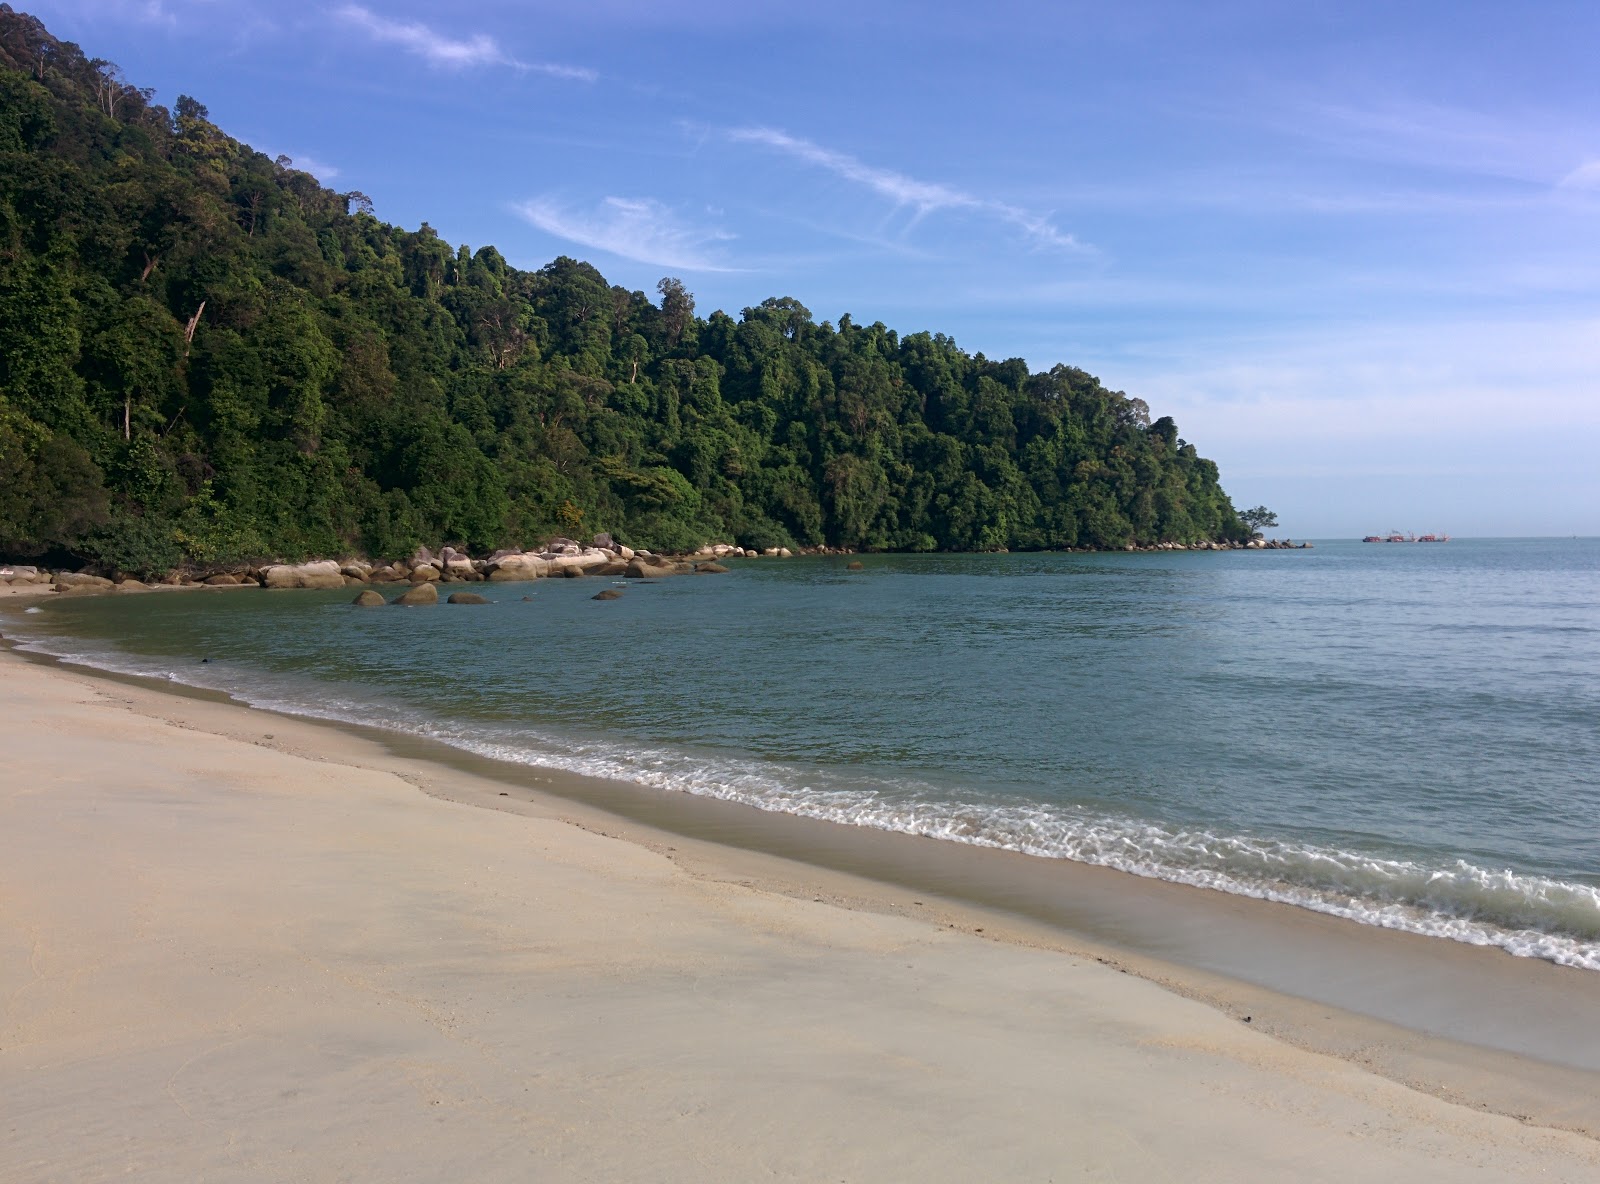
[512,196,740,272]
[726,126,1083,251]
[1558,161,1600,191]
[334,5,595,79]
[287,153,340,180]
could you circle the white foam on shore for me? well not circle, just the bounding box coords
[10,628,1600,972]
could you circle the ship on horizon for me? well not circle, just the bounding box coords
[1361,531,1450,543]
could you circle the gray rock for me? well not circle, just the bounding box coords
[447,591,489,604]
[591,588,624,601]
[353,589,385,606]
[394,583,438,606]
[54,572,114,589]
[262,561,345,590]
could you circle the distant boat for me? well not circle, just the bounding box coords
[1361,531,1449,543]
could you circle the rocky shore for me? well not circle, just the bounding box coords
[0,536,767,597]
[0,535,1308,597]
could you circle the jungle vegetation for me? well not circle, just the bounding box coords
[0,6,1246,574]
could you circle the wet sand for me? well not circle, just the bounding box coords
[2,643,1600,1179]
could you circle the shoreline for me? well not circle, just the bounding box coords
[3,612,1600,1149]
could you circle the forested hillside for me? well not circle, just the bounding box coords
[0,6,1244,572]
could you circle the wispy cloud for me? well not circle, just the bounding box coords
[512,196,740,272]
[1273,94,1600,197]
[1558,161,1600,191]
[726,126,1083,251]
[286,153,339,180]
[334,5,596,79]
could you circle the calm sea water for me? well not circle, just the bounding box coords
[9,539,1600,968]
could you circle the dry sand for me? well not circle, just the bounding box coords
[3,649,1599,1182]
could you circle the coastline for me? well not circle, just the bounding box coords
[3,635,1600,1175]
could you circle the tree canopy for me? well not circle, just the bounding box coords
[0,6,1246,572]
[1238,506,1279,536]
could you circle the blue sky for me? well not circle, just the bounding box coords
[28,0,1600,536]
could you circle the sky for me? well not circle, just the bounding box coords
[23,0,1600,537]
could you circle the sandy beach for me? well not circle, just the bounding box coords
[2,640,1599,1182]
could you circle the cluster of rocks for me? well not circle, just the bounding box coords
[0,536,761,597]
[3,536,1313,597]
[0,567,157,595]
[1132,538,1312,551]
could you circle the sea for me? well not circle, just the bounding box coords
[7,538,1599,971]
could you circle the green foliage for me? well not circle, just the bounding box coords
[0,7,1244,568]
[1239,506,1279,536]
[80,510,182,577]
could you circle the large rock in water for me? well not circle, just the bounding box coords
[262,560,345,590]
[446,591,489,604]
[624,559,674,579]
[393,583,438,606]
[591,588,623,601]
[352,589,385,606]
[695,562,729,574]
[544,548,614,576]
[486,554,551,582]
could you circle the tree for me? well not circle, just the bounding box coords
[1239,506,1278,537]
[656,276,693,348]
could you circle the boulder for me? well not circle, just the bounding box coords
[115,579,148,591]
[486,554,550,582]
[411,545,436,566]
[592,561,630,577]
[447,591,490,605]
[394,583,438,606]
[262,561,345,590]
[591,588,623,601]
[409,565,441,583]
[846,560,864,571]
[696,562,729,574]
[591,532,615,550]
[53,572,114,589]
[204,573,241,586]
[560,566,585,578]
[778,548,793,558]
[58,583,113,597]
[616,545,635,561]
[352,589,385,606]
[624,559,675,579]
[544,548,614,576]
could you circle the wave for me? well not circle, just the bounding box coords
[9,626,1600,972]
